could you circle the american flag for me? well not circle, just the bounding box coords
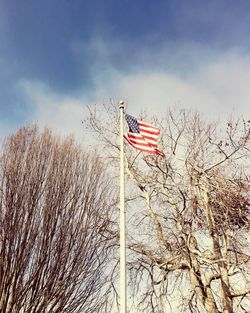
[124,114,165,156]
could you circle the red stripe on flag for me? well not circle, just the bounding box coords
[124,136,163,155]
[127,137,158,148]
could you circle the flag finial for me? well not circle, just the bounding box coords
[119,100,125,108]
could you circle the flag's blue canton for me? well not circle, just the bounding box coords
[125,114,140,133]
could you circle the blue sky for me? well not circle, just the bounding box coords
[1,0,250,139]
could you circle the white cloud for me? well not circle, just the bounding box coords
[16,52,250,143]
[18,80,89,140]
[116,54,250,120]
[192,56,250,115]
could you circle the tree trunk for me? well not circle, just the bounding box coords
[203,188,233,313]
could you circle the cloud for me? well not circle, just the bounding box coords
[70,37,250,120]
[15,51,250,144]
[192,56,250,114]
[17,80,89,140]
[117,54,250,120]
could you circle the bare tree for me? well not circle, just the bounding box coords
[0,125,117,313]
[87,105,250,313]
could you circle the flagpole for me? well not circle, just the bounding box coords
[119,100,127,313]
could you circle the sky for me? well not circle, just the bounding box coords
[1,0,250,141]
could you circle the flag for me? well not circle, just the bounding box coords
[124,114,165,156]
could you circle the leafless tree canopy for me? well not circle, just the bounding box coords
[87,105,250,313]
[0,126,116,313]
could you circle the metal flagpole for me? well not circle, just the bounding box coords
[119,100,127,313]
